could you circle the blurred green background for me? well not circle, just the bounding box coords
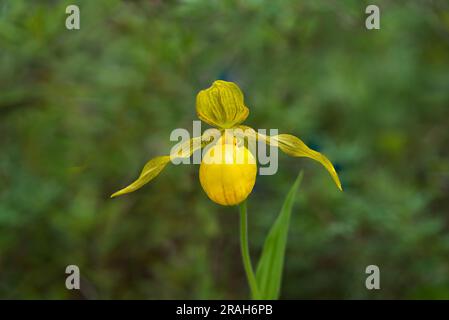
[1,0,449,299]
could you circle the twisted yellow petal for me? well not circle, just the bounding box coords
[170,135,204,160]
[110,156,171,198]
[236,125,342,191]
[273,134,342,191]
[111,135,210,198]
[196,80,249,129]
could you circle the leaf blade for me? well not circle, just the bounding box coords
[255,171,303,299]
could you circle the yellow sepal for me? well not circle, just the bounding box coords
[196,80,249,129]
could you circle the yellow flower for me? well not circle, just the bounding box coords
[111,80,342,204]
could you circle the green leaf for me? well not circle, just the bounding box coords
[255,171,303,299]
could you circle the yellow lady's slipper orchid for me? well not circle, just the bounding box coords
[111,80,342,204]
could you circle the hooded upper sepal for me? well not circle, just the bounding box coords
[196,80,249,129]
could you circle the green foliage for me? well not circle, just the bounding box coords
[256,172,303,299]
[1,0,449,299]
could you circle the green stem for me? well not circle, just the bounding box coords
[239,200,259,299]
